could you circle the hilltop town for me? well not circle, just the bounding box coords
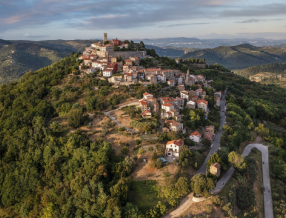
[76,33,224,163]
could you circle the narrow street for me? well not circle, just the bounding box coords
[196,90,227,174]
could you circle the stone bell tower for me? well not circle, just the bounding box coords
[103,33,107,42]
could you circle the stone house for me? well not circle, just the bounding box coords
[187,100,196,109]
[210,163,221,177]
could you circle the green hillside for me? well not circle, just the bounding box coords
[182,44,286,70]
[234,62,286,87]
[0,40,98,84]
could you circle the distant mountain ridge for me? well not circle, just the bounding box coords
[135,37,286,48]
[181,44,286,70]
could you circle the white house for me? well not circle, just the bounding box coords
[180,91,189,101]
[143,92,153,100]
[166,139,184,157]
[196,99,208,112]
[87,68,96,74]
[92,61,107,71]
[103,68,113,77]
[189,131,202,143]
[162,103,175,112]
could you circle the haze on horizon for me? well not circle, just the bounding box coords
[1,0,286,41]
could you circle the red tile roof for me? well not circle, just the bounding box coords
[196,99,208,105]
[166,139,184,146]
[190,131,201,138]
[162,103,173,107]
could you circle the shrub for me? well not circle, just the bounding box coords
[138,148,145,154]
[148,146,154,152]
[121,146,129,155]
[155,159,163,169]
[205,204,213,214]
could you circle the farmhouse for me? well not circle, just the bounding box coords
[166,139,184,157]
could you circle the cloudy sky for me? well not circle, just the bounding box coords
[1,0,286,40]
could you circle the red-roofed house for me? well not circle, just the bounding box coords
[189,131,202,142]
[162,103,175,112]
[142,110,152,118]
[196,99,208,112]
[143,92,153,100]
[123,73,132,82]
[166,139,184,157]
[168,80,175,87]
[165,120,184,132]
[125,59,133,66]
[139,100,149,111]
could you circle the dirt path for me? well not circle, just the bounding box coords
[162,193,194,218]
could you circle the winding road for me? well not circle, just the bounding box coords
[163,88,274,218]
[212,144,273,218]
[196,90,227,174]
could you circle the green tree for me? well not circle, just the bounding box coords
[228,151,247,171]
[67,108,83,128]
[202,138,211,148]
[175,177,190,196]
[190,173,214,197]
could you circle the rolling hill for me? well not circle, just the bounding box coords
[182,44,286,70]
[0,40,98,84]
[234,62,286,87]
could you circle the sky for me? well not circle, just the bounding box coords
[1,0,286,40]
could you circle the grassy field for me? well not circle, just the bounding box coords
[129,180,162,211]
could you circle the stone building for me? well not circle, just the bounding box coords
[210,163,221,177]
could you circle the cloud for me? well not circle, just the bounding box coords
[0,0,232,32]
[236,18,283,23]
[22,33,49,38]
[222,3,286,17]
[159,22,211,28]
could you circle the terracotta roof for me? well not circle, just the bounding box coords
[140,100,147,105]
[143,92,152,96]
[196,99,208,105]
[166,139,184,146]
[168,80,174,83]
[162,103,173,107]
[190,131,201,137]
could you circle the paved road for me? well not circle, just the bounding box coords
[104,101,139,131]
[196,90,227,174]
[212,144,273,218]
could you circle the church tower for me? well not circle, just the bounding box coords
[186,69,190,84]
[103,33,107,42]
